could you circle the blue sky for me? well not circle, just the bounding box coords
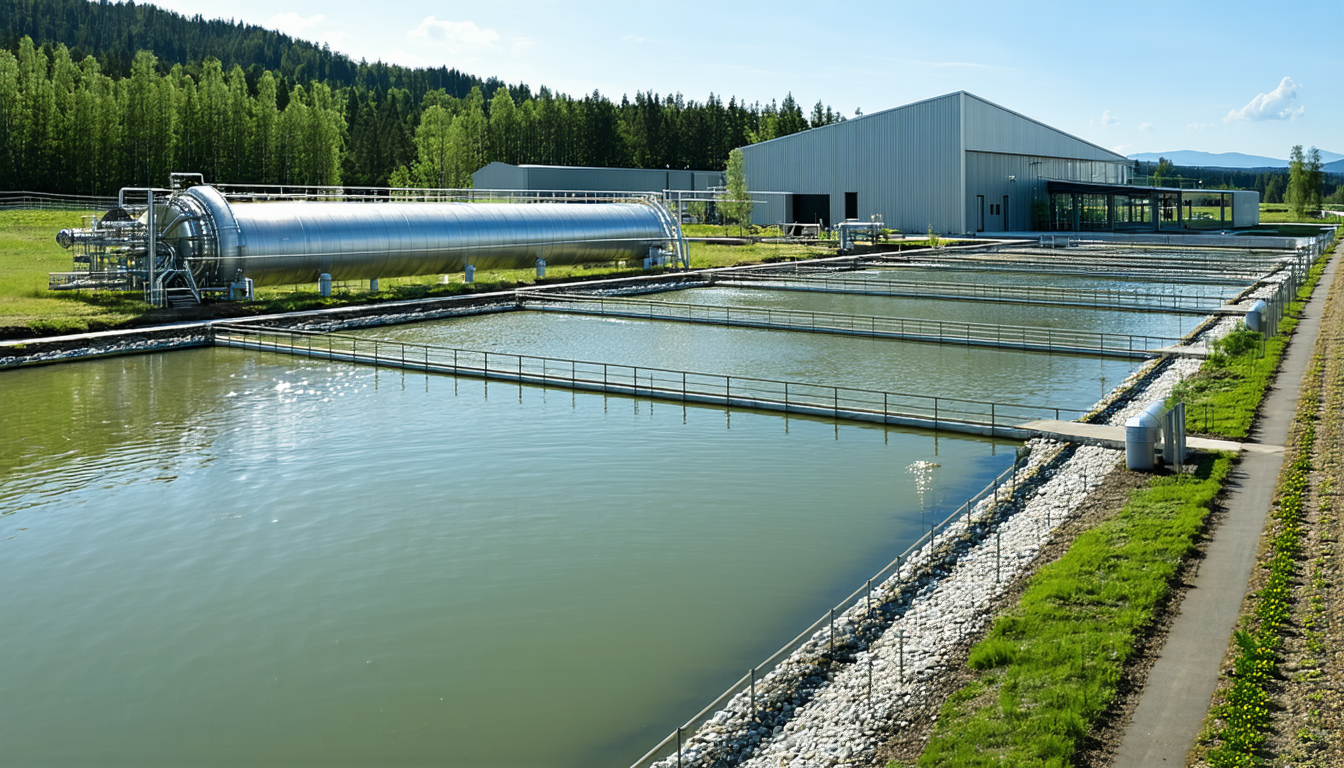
[148,0,1342,160]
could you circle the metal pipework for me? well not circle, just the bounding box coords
[55,183,685,302]
[166,186,679,288]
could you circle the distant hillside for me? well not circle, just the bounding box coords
[1129,149,1344,169]
[0,0,508,103]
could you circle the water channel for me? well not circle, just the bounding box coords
[0,260,1245,766]
[0,347,1014,768]
[657,285,1205,340]
[363,310,1145,413]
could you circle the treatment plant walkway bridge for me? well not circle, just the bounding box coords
[709,272,1232,315]
[212,324,1090,439]
[518,292,1194,360]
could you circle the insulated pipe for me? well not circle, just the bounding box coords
[1125,402,1166,471]
[1245,299,1268,333]
[164,185,676,289]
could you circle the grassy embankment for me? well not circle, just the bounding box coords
[0,208,833,338]
[906,455,1232,768]
[903,231,1339,767]
[1190,233,1344,767]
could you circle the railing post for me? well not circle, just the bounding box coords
[829,608,835,653]
[750,667,756,723]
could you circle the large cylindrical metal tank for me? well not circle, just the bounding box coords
[161,186,675,288]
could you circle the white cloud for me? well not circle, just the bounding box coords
[1112,143,1132,154]
[1102,110,1119,125]
[1187,122,1209,132]
[1139,122,1153,132]
[622,35,647,43]
[1224,77,1305,122]
[408,17,501,54]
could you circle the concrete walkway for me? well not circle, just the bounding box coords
[1111,251,1339,767]
[1015,419,1264,456]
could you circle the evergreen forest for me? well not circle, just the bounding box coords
[0,0,843,195]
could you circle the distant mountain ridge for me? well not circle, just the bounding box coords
[1128,149,1344,170]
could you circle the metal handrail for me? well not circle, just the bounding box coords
[520,293,1189,358]
[211,325,1089,432]
[209,183,666,207]
[714,272,1229,312]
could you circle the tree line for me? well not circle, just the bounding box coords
[1,38,343,193]
[1,32,843,195]
[1134,156,1339,208]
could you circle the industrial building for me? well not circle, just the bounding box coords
[739,91,1258,234]
[474,163,724,195]
[470,93,1258,235]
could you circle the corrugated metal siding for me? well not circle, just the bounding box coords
[472,164,724,193]
[527,166,669,191]
[741,92,966,233]
[748,192,789,226]
[472,162,528,189]
[963,95,1127,163]
[965,152,1130,231]
[1232,190,1260,227]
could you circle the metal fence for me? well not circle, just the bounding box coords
[209,183,665,206]
[520,292,1187,359]
[211,325,1088,436]
[712,272,1229,314]
[868,252,1273,287]
[627,443,1043,768]
[0,191,117,210]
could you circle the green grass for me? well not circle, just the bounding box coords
[1171,242,1333,439]
[913,455,1233,768]
[1257,205,1344,226]
[681,223,788,237]
[0,208,157,336]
